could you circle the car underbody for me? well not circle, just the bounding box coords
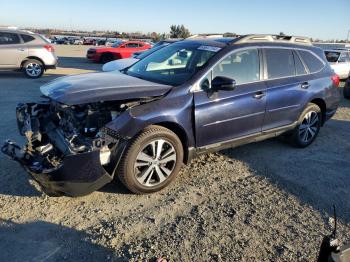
[1,99,141,196]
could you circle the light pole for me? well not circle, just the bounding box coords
[347,30,350,43]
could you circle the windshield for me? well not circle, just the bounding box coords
[136,42,171,60]
[325,51,340,63]
[126,43,220,86]
[111,41,123,48]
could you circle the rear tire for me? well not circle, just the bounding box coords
[290,103,322,148]
[117,125,183,194]
[22,59,44,79]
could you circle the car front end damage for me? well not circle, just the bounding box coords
[1,100,130,197]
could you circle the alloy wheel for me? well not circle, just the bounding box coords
[25,63,42,77]
[298,111,319,143]
[134,139,177,187]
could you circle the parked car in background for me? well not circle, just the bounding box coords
[72,38,83,45]
[87,40,151,63]
[0,28,57,78]
[83,38,97,45]
[102,39,180,72]
[55,37,70,45]
[2,34,341,196]
[325,49,350,79]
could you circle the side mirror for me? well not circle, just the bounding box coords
[211,76,236,91]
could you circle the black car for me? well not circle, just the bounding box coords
[2,34,342,197]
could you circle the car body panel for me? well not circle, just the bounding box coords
[194,82,267,147]
[0,43,28,68]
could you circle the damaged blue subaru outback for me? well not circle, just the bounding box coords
[2,35,341,196]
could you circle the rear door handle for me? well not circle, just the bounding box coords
[17,48,25,51]
[301,82,310,89]
[253,91,265,99]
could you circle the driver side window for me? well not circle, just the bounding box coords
[212,49,260,85]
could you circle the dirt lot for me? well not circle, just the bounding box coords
[0,45,349,261]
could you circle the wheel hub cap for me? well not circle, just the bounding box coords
[299,111,319,143]
[134,139,176,187]
[26,63,42,77]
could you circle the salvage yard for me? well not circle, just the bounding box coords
[0,45,349,261]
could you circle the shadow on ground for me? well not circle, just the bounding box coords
[58,56,102,71]
[220,117,350,224]
[0,219,118,262]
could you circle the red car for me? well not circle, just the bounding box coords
[87,41,151,63]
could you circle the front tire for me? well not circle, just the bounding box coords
[100,53,114,64]
[117,125,184,194]
[290,103,322,148]
[22,59,44,78]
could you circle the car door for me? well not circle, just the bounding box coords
[194,48,267,148]
[122,43,140,58]
[262,48,309,130]
[0,32,28,68]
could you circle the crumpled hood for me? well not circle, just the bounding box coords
[40,72,172,105]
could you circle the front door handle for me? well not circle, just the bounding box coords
[253,91,265,99]
[17,48,25,51]
[301,82,310,89]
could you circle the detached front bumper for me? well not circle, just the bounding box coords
[2,140,113,197]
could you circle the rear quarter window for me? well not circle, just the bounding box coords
[21,34,35,43]
[298,50,324,73]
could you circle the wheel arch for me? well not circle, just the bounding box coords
[309,98,326,125]
[21,56,45,70]
[153,122,191,164]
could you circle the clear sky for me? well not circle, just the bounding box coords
[1,0,349,40]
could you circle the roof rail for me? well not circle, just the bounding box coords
[0,26,18,30]
[234,34,312,45]
[187,34,224,39]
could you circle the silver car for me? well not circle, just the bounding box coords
[325,49,350,79]
[0,28,58,78]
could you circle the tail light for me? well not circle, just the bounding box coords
[331,74,340,87]
[44,45,55,52]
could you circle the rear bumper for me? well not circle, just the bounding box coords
[45,64,57,70]
[1,140,113,197]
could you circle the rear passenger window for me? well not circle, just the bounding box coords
[0,32,20,44]
[212,49,260,85]
[293,51,307,75]
[265,49,295,79]
[298,50,324,73]
[21,34,35,43]
[126,43,139,48]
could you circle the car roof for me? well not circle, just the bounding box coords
[0,28,36,35]
[123,40,150,44]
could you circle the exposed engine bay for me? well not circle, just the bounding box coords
[11,100,128,171]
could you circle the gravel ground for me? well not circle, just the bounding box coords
[0,45,349,261]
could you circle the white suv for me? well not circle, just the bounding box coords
[0,28,58,78]
[325,49,350,79]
